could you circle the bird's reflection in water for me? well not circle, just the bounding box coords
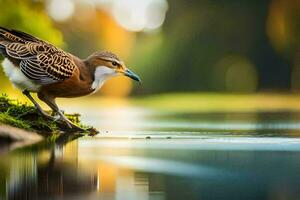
[0,141,167,200]
[3,142,98,200]
[3,134,300,200]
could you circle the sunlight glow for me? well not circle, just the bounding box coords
[112,0,168,32]
[45,0,168,31]
[85,0,168,32]
[46,0,75,22]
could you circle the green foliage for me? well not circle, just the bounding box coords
[0,113,31,130]
[0,0,63,47]
[0,94,88,136]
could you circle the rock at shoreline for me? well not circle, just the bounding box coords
[0,125,42,142]
[0,125,43,154]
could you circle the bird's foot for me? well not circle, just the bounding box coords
[52,114,61,122]
[57,114,85,132]
[37,110,83,132]
[51,111,63,122]
[37,109,57,121]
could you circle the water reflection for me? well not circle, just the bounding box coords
[1,143,97,200]
[2,110,300,200]
[2,136,300,200]
[74,104,300,136]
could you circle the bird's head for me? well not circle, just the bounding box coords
[86,51,141,83]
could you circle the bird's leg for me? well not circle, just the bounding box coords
[37,92,84,131]
[55,108,84,131]
[22,90,55,120]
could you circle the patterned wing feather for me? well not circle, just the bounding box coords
[0,27,76,85]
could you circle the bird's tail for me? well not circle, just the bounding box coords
[0,27,11,47]
[0,27,16,58]
[0,26,11,39]
[0,27,6,41]
[0,26,40,44]
[0,26,23,45]
[0,26,8,36]
[0,26,27,57]
[0,27,9,56]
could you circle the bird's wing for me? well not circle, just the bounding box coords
[0,27,76,85]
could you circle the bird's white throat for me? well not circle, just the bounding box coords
[91,66,117,92]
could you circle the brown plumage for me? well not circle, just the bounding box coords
[0,27,141,131]
[0,27,75,84]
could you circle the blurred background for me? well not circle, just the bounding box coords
[3,2,300,199]
[1,0,300,98]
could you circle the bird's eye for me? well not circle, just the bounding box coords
[112,61,118,66]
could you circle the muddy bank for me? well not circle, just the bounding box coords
[0,95,98,154]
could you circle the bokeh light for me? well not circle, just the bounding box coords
[111,0,168,32]
[46,0,168,32]
[214,55,258,92]
[46,0,75,22]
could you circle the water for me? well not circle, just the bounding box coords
[2,106,300,200]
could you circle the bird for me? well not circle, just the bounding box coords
[0,27,141,131]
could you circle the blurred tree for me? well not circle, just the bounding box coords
[131,0,291,94]
[267,0,300,92]
[0,0,63,47]
[0,0,299,95]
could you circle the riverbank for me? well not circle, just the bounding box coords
[0,94,96,153]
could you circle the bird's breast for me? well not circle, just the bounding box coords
[40,68,94,98]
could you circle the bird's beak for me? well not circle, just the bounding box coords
[124,68,141,83]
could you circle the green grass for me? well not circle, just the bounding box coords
[0,94,90,136]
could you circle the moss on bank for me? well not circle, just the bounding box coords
[0,94,95,137]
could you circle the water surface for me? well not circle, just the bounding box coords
[2,106,300,200]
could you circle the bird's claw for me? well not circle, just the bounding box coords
[37,108,84,132]
[58,115,85,132]
[37,110,56,121]
[53,115,60,122]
